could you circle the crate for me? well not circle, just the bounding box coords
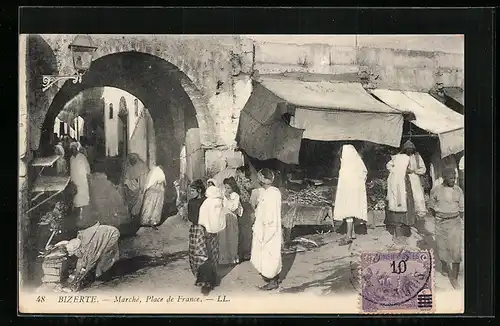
[41,256,68,284]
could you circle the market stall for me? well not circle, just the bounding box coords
[236,76,405,229]
[28,155,71,214]
[26,155,73,289]
[237,77,405,165]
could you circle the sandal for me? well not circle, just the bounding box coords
[259,281,279,291]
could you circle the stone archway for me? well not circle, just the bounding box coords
[35,34,249,150]
[40,51,211,214]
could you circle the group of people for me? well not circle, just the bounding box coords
[48,132,168,290]
[51,136,122,290]
[333,139,465,289]
[46,130,465,291]
[385,140,464,289]
[187,168,283,295]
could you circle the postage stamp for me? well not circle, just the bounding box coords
[359,249,435,314]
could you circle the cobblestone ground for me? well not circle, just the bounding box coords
[86,214,464,297]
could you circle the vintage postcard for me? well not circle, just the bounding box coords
[18,33,465,314]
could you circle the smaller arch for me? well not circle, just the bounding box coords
[109,103,114,119]
[134,98,139,117]
[119,96,127,116]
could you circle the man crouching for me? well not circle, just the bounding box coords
[65,222,120,291]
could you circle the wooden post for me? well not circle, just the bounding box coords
[118,103,129,159]
[145,109,150,167]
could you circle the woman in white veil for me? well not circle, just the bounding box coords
[195,178,226,294]
[333,144,368,245]
[198,179,225,234]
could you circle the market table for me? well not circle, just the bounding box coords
[28,176,70,214]
[282,202,333,228]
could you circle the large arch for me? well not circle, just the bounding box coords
[40,51,209,214]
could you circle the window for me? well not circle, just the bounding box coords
[109,103,114,119]
[134,99,139,117]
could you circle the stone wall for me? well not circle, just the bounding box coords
[253,41,463,92]
[129,110,157,169]
[34,34,254,150]
[24,34,464,176]
[19,35,30,287]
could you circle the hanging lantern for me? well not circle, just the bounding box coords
[42,35,98,92]
[69,35,98,73]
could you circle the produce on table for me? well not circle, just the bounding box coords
[39,201,67,231]
[284,187,334,206]
[366,178,387,211]
[38,201,68,253]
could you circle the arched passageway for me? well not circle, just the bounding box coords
[50,87,158,185]
[40,52,203,215]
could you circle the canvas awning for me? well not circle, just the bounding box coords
[443,87,464,107]
[236,77,404,165]
[370,89,464,158]
[57,110,76,126]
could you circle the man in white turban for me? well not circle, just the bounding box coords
[385,140,427,246]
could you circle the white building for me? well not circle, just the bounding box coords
[103,87,155,167]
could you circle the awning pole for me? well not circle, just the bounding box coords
[402,134,438,138]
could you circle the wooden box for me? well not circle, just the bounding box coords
[41,256,68,284]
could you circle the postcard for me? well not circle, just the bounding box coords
[18,32,465,314]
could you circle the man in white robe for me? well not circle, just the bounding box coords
[333,144,368,244]
[385,140,427,245]
[70,142,91,211]
[251,168,282,291]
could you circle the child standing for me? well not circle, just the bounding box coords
[219,177,243,265]
[428,167,465,289]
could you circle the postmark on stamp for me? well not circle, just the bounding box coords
[358,249,435,314]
